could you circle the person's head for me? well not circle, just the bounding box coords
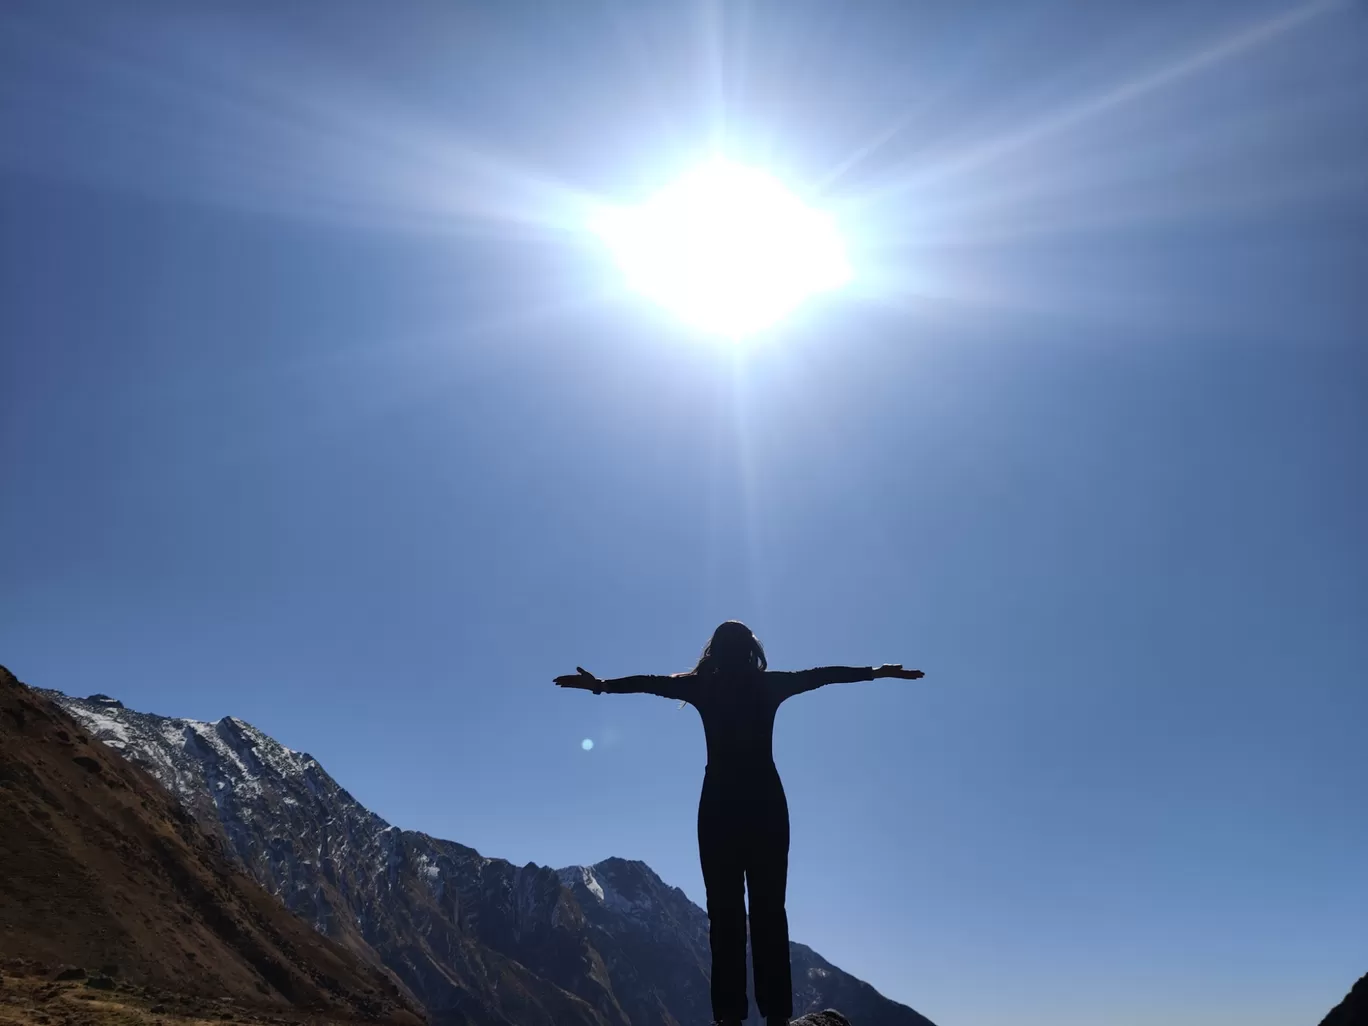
[694,620,767,676]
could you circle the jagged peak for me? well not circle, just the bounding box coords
[556,858,680,919]
[556,864,605,901]
[558,856,657,881]
[592,857,674,896]
[595,856,657,875]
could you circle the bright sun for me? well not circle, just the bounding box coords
[593,160,851,340]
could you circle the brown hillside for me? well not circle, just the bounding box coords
[0,667,420,1026]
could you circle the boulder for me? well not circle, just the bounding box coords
[792,1012,852,1026]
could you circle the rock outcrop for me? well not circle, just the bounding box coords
[792,1012,853,1026]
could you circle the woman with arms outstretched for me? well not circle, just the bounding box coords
[554,620,925,1026]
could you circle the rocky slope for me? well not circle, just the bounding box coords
[0,668,419,1024]
[41,682,937,1026]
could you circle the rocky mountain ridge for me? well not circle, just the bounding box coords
[43,686,937,1026]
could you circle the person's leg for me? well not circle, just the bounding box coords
[699,778,749,1023]
[747,780,793,1024]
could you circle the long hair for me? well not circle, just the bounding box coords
[693,620,767,677]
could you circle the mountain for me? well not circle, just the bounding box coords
[0,667,420,1024]
[1320,971,1368,1026]
[41,683,938,1026]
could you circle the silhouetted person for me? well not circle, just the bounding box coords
[555,621,925,1026]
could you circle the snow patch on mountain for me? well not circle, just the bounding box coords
[75,705,132,746]
[558,865,606,903]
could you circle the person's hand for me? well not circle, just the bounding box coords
[554,667,602,692]
[874,664,925,680]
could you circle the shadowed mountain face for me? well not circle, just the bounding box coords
[0,668,420,1025]
[1320,972,1368,1026]
[43,684,938,1026]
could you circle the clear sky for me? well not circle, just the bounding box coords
[3,2,1366,1025]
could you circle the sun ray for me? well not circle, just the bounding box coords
[846,0,1346,213]
[728,351,768,617]
[0,8,614,243]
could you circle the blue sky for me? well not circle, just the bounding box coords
[3,2,1366,1025]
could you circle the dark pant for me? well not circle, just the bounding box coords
[697,765,792,1023]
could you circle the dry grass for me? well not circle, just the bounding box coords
[0,970,352,1026]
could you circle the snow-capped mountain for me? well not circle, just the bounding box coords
[1,670,419,1024]
[43,689,937,1026]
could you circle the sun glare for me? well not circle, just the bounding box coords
[594,161,850,340]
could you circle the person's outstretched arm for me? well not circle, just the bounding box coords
[770,664,924,700]
[553,667,693,702]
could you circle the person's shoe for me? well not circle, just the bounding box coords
[766,1018,789,1026]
